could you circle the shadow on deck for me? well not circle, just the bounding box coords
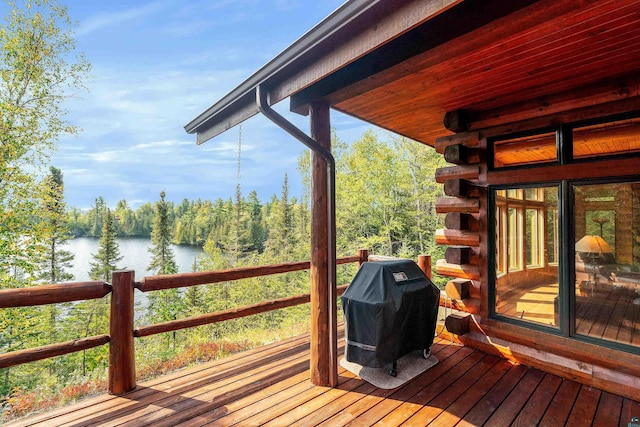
[7,329,640,426]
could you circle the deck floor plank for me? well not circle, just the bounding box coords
[454,363,529,427]
[425,358,514,426]
[621,397,640,427]
[7,333,312,427]
[6,327,640,427]
[511,373,562,426]
[111,350,311,426]
[538,379,582,427]
[285,338,452,427]
[483,367,546,426]
[592,391,624,427]
[393,354,501,427]
[568,385,602,425]
[173,369,313,427]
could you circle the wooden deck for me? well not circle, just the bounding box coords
[7,328,640,426]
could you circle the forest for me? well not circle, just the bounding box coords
[0,0,448,420]
[0,130,448,421]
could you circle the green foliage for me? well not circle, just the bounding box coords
[88,209,123,282]
[1,128,452,419]
[35,166,74,284]
[0,0,89,286]
[148,191,177,275]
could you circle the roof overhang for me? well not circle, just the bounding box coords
[187,0,640,146]
[184,0,468,144]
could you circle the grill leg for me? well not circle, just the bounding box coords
[389,361,397,377]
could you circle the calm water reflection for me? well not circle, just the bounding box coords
[63,237,204,282]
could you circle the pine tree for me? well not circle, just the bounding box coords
[88,208,123,282]
[148,191,177,275]
[36,166,74,284]
[147,191,182,350]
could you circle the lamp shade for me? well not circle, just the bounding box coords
[575,235,613,253]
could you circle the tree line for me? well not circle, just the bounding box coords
[0,0,449,419]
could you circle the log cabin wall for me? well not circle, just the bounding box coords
[433,89,640,399]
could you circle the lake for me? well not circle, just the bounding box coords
[63,236,204,282]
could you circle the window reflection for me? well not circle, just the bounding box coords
[495,186,559,327]
[574,182,640,346]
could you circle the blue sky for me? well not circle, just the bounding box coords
[51,0,372,209]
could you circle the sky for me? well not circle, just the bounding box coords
[45,0,373,209]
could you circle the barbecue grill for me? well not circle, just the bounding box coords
[341,259,440,376]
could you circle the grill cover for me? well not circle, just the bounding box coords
[341,259,440,368]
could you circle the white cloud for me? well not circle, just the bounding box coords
[77,2,166,36]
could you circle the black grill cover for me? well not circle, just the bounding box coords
[341,259,440,368]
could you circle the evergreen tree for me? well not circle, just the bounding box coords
[36,166,74,284]
[147,191,182,350]
[264,174,297,260]
[88,208,123,282]
[148,191,177,275]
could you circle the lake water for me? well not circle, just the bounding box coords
[63,237,204,282]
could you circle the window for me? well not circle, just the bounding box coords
[574,117,640,159]
[494,186,559,327]
[490,115,640,350]
[493,131,557,167]
[573,182,639,346]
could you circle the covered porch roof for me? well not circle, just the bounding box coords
[185,0,640,146]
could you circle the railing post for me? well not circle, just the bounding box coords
[357,249,369,267]
[418,255,432,280]
[109,270,136,395]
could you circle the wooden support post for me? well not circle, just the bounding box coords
[357,249,369,267]
[309,102,336,387]
[109,270,136,395]
[418,255,432,280]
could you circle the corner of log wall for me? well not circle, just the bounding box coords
[434,131,482,313]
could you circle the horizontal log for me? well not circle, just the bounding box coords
[481,96,640,140]
[136,284,350,338]
[0,282,112,308]
[470,72,640,132]
[436,229,480,246]
[445,246,471,265]
[444,212,481,231]
[445,278,471,300]
[435,197,480,214]
[434,132,480,154]
[139,261,311,292]
[0,335,110,369]
[336,255,360,265]
[435,165,479,183]
[139,255,361,292]
[435,259,481,280]
[444,144,480,165]
[443,109,469,133]
[444,179,479,197]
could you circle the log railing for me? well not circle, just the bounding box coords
[0,250,433,395]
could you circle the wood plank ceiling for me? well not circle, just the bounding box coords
[325,0,640,146]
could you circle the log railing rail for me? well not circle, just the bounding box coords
[0,250,433,395]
